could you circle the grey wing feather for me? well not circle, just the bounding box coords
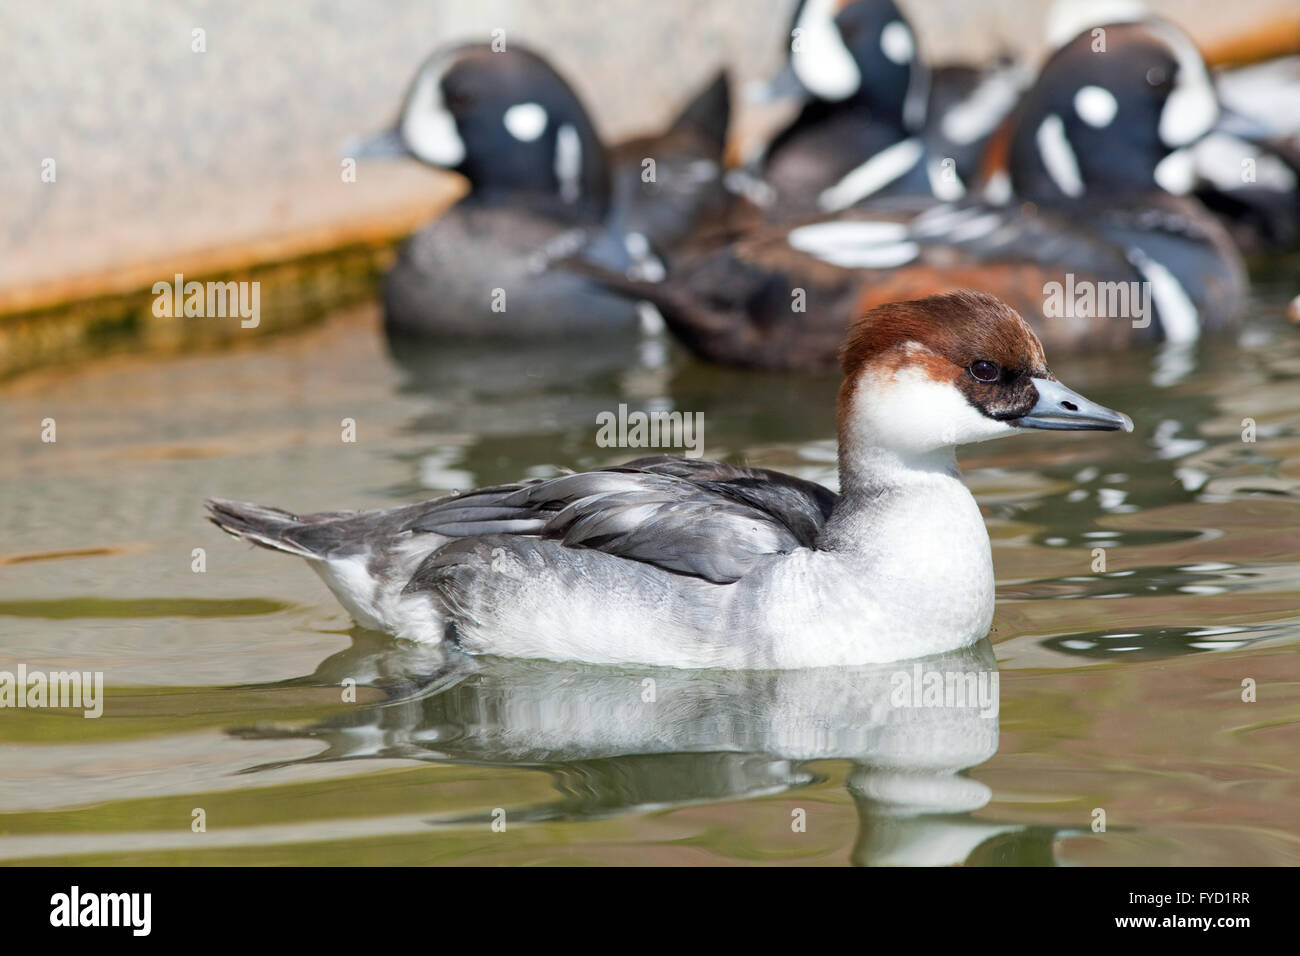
[407,455,837,584]
[551,493,797,583]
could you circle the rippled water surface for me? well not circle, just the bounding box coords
[2,277,1298,865]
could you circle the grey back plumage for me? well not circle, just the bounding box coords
[404,455,836,584]
[212,455,836,579]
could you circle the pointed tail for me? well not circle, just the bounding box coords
[206,499,331,559]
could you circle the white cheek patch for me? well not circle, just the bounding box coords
[554,123,582,203]
[1036,113,1084,197]
[817,137,925,211]
[787,220,919,268]
[402,69,465,167]
[1151,23,1219,147]
[1161,78,1218,147]
[791,0,861,101]
[1074,85,1118,127]
[880,21,914,65]
[503,102,548,141]
[851,361,1019,454]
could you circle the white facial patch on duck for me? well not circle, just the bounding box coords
[1151,22,1218,147]
[791,0,861,101]
[1035,113,1084,197]
[554,123,582,203]
[1126,246,1199,342]
[818,137,925,211]
[847,353,1019,457]
[1159,74,1218,147]
[1074,84,1118,127]
[402,66,465,167]
[787,220,919,268]
[880,20,914,65]
[503,102,548,141]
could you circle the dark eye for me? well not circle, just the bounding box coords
[969,360,1000,382]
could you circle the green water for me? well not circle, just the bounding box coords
[2,283,1298,866]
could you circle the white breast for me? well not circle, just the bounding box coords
[757,477,995,668]
[441,472,996,670]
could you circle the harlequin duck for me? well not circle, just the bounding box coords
[1045,0,1300,251]
[349,45,634,336]
[578,19,1247,368]
[748,0,1028,218]
[352,45,730,337]
[988,18,1247,338]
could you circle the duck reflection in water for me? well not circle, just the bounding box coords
[232,633,1078,866]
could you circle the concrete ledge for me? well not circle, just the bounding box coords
[2,0,1296,378]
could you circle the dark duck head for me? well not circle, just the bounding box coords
[1002,20,1220,203]
[352,44,610,215]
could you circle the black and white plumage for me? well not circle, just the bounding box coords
[573,20,1249,369]
[353,45,733,338]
